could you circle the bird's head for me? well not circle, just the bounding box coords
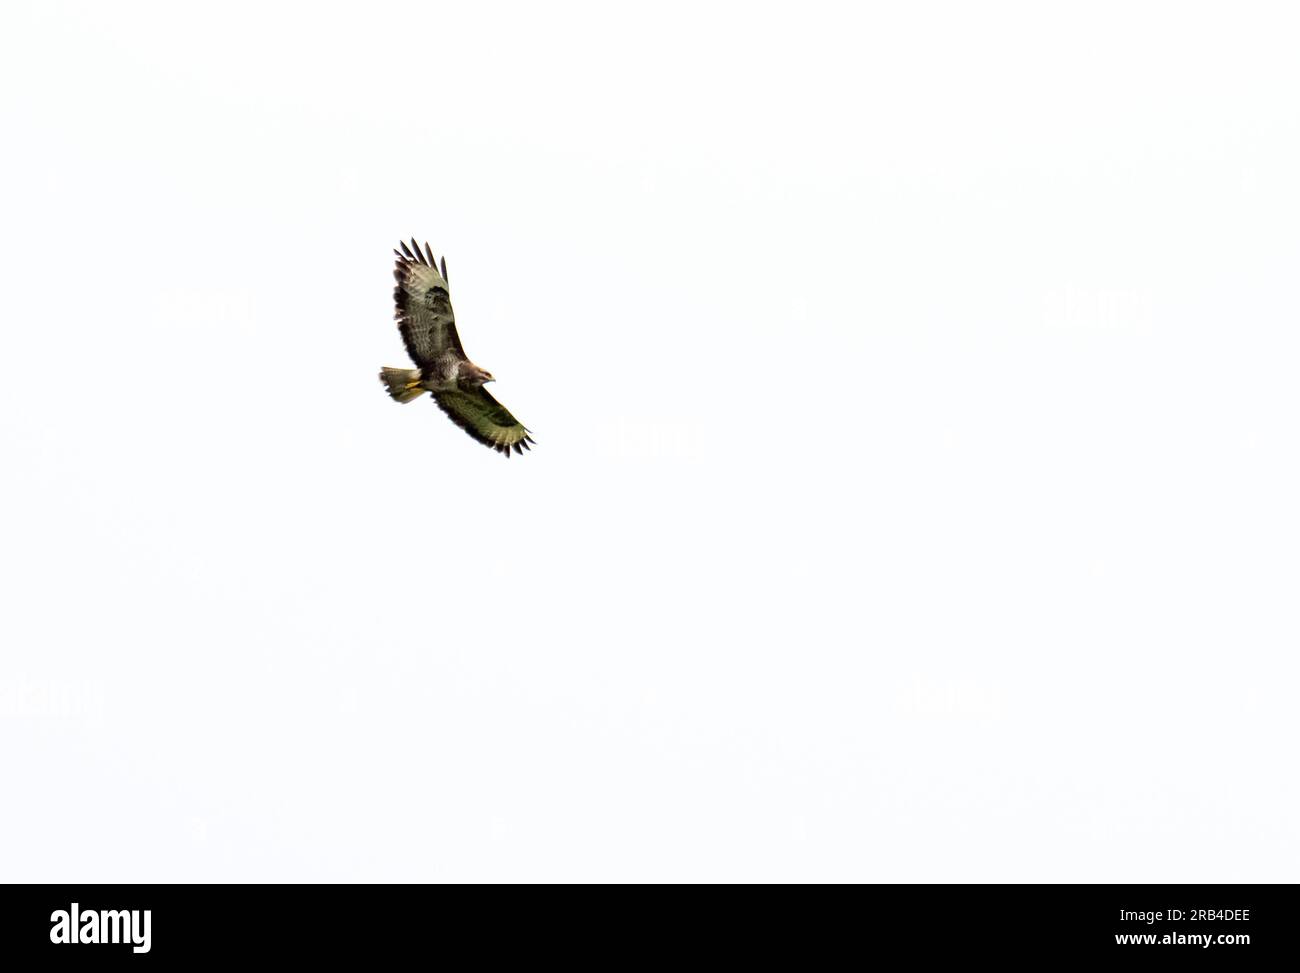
[459,363,495,389]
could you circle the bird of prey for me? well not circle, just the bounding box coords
[379,238,534,457]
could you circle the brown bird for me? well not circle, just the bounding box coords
[378,239,534,456]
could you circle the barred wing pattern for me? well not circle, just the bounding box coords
[432,388,535,457]
[393,238,464,366]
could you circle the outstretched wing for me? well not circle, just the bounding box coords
[432,387,535,457]
[393,238,464,367]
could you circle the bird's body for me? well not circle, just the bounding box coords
[423,355,465,392]
[402,354,471,394]
[379,239,533,456]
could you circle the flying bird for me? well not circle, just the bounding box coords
[379,238,534,457]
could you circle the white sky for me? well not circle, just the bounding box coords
[2,1,1297,882]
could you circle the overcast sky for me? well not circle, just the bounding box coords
[2,2,1297,881]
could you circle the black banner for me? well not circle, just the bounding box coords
[0,884,1293,962]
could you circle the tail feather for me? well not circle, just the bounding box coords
[379,367,426,403]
